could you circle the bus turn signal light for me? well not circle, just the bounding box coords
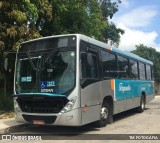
[110,79,114,91]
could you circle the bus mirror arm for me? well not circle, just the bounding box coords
[3,51,17,72]
[4,58,8,71]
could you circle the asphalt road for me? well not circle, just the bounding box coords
[1,96,160,143]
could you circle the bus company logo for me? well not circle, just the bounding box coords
[119,83,131,92]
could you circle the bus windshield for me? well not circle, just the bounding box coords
[16,36,76,95]
[41,50,75,94]
[16,50,76,95]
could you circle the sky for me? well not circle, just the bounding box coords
[111,0,160,52]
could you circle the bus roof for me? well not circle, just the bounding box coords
[21,34,153,65]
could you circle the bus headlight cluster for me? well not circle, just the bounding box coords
[14,100,21,112]
[61,97,77,113]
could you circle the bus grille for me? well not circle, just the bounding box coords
[17,96,68,113]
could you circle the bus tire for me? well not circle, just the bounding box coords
[136,95,145,113]
[95,100,112,127]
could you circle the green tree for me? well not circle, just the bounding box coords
[100,0,121,19]
[132,44,160,82]
[99,0,124,45]
[41,0,105,39]
[0,0,123,53]
[0,0,52,53]
[102,22,124,46]
[40,0,123,45]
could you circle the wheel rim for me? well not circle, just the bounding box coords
[101,107,108,120]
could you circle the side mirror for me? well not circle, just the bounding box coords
[4,58,8,71]
[3,51,17,72]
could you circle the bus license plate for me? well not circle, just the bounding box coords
[33,120,45,125]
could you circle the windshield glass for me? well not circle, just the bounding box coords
[16,50,76,94]
[16,56,40,93]
[41,50,75,94]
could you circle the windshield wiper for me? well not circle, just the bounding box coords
[41,48,59,70]
[26,51,39,71]
[45,48,59,62]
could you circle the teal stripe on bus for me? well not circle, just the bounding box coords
[114,79,154,101]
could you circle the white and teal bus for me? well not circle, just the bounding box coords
[12,34,155,127]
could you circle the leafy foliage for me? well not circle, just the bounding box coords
[100,0,121,19]
[0,0,123,53]
[0,0,52,53]
[102,22,124,46]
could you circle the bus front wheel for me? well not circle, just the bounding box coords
[96,101,112,127]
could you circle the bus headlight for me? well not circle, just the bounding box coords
[61,97,77,113]
[14,100,21,112]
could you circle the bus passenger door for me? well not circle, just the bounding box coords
[80,44,101,125]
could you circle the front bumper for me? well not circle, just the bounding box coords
[15,108,82,126]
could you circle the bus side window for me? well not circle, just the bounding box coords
[151,66,154,80]
[146,64,152,80]
[117,56,129,78]
[139,62,146,80]
[101,50,117,78]
[130,59,138,79]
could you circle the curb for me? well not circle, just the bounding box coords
[0,123,32,134]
